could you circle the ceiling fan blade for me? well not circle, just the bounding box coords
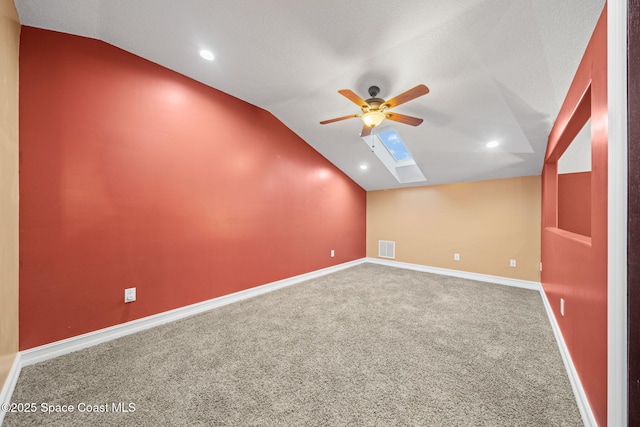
[383,84,430,109]
[319,114,360,125]
[385,112,424,126]
[360,124,372,137]
[338,89,368,108]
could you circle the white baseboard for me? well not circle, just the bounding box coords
[365,257,541,291]
[9,257,592,427]
[20,259,366,367]
[539,285,597,427]
[18,258,538,369]
[0,353,22,426]
[18,258,547,368]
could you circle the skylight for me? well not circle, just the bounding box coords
[360,126,426,184]
[377,129,413,162]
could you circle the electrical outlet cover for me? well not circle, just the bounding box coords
[124,287,136,303]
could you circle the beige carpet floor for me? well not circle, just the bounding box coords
[4,263,582,426]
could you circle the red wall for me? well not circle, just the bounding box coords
[19,27,366,350]
[557,172,592,237]
[541,6,607,426]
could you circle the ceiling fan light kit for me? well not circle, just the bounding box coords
[362,111,385,127]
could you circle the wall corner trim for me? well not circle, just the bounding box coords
[19,259,366,367]
[539,288,597,427]
[0,353,23,426]
[364,257,541,291]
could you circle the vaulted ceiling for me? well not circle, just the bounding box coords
[15,0,605,190]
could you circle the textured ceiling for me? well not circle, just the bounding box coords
[15,0,605,190]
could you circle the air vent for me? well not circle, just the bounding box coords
[378,240,396,259]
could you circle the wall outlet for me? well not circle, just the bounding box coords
[330,249,335,257]
[454,253,460,261]
[124,287,136,303]
[510,259,517,268]
[560,298,565,316]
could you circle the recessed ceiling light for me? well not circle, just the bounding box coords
[360,164,368,170]
[199,49,214,61]
[486,140,499,148]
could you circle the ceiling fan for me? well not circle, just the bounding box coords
[320,84,429,137]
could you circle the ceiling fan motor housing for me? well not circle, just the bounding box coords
[368,85,381,97]
[363,86,387,112]
[363,98,385,113]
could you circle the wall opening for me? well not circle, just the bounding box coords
[557,118,592,237]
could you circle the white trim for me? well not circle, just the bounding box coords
[0,353,22,426]
[539,286,597,427]
[7,257,592,427]
[365,257,540,291]
[608,1,629,425]
[20,259,366,367]
[17,258,542,369]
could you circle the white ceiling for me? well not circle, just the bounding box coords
[14,0,605,190]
